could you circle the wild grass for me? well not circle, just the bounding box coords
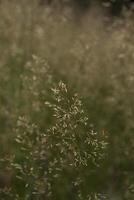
[0,1,134,199]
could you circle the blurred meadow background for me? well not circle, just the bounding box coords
[0,0,134,199]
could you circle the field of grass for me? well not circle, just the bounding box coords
[0,1,134,199]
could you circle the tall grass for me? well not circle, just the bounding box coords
[0,1,134,199]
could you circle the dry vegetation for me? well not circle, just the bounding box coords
[0,0,134,199]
